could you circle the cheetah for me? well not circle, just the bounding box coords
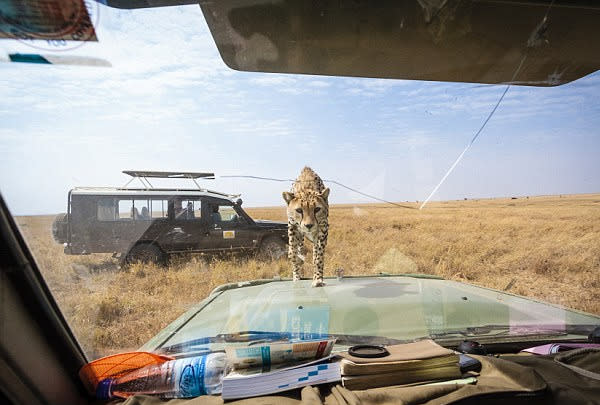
[283,167,330,287]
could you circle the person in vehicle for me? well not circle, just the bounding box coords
[131,207,140,219]
[175,200,186,219]
[186,202,195,219]
[211,205,222,224]
[140,207,150,219]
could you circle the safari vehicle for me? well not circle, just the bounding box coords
[52,171,288,263]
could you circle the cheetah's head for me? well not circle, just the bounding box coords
[282,189,330,234]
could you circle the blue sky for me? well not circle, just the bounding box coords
[1,4,599,215]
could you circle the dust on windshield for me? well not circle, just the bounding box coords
[1,2,599,359]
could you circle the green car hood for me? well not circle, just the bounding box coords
[142,275,600,351]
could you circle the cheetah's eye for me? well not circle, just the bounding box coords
[295,208,303,214]
[314,207,321,213]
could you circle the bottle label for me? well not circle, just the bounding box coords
[177,355,207,397]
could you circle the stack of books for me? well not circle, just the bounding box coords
[221,339,463,399]
[222,357,341,400]
[222,339,340,400]
[339,339,461,390]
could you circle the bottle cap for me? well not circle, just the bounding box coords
[95,378,113,400]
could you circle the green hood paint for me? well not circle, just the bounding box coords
[141,275,600,352]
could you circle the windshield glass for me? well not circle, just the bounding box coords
[1,1,599,360]
[142,277,600,355]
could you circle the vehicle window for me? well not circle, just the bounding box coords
[134,199,150,220]
[118,199,135,220]
[212,205,238,223]
[97,198,117,221]
[175,199,201,220]
[151,199,169,219]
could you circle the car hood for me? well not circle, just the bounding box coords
[142,275,600,352]
[253,219,287,229]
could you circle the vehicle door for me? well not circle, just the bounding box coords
[204,202,255,250]
[104,197,159,252]
[71,194,113,253]
[157,198,211,252]
[91,196,119,252]
[131,197,170,247]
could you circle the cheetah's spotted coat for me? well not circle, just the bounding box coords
[283,167,330,287]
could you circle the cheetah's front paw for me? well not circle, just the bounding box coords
[311,279,325,287]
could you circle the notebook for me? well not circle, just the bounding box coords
[341,364,462,390]
[339,340,461,389]
[221,357,341,400]
[339,339,458,375]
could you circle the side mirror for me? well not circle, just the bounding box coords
[236,198,243,206]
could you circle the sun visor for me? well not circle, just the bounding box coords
[196,0,600,86]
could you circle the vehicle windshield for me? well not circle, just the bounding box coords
[143,276,600,356]
[1,1,599,360]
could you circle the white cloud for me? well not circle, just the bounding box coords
[307,80,331,88]
[251,75,296,86]
[1,3,600,214]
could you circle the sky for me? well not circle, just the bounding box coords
[1,4,600,215]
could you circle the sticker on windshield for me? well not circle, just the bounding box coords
[286,305,330,340]
[223,230,235,239]
[0,0,98,46]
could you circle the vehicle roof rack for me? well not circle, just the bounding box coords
[122,170,215,191]
[123,170,215,179]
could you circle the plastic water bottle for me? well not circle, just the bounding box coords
[96,352,227,399]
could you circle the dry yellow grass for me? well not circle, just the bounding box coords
[15,193,600,359]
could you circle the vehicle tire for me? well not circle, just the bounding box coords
[124,243,165,266]
[51,213,68,243]
[259,237,287,261]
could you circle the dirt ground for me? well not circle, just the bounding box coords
[15,193,600,359]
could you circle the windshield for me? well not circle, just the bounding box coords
[142,277,600,355]
[1,1,599,360]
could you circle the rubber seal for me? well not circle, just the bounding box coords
[348,345,390,358]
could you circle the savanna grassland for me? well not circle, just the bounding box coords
[15,194,600,359]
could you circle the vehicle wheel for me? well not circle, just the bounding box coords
[259,237,287,261]
[124,244,165,266]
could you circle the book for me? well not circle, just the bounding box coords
[339,339,458,375]
[225,338,336,369]
[339,340,461,390]
[341,364,462,390]
[221,357,341,400]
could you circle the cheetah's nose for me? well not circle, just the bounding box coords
[305,223,314,229]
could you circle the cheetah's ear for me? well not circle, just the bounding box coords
[321,188,330,201]
[282,192,295,205]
